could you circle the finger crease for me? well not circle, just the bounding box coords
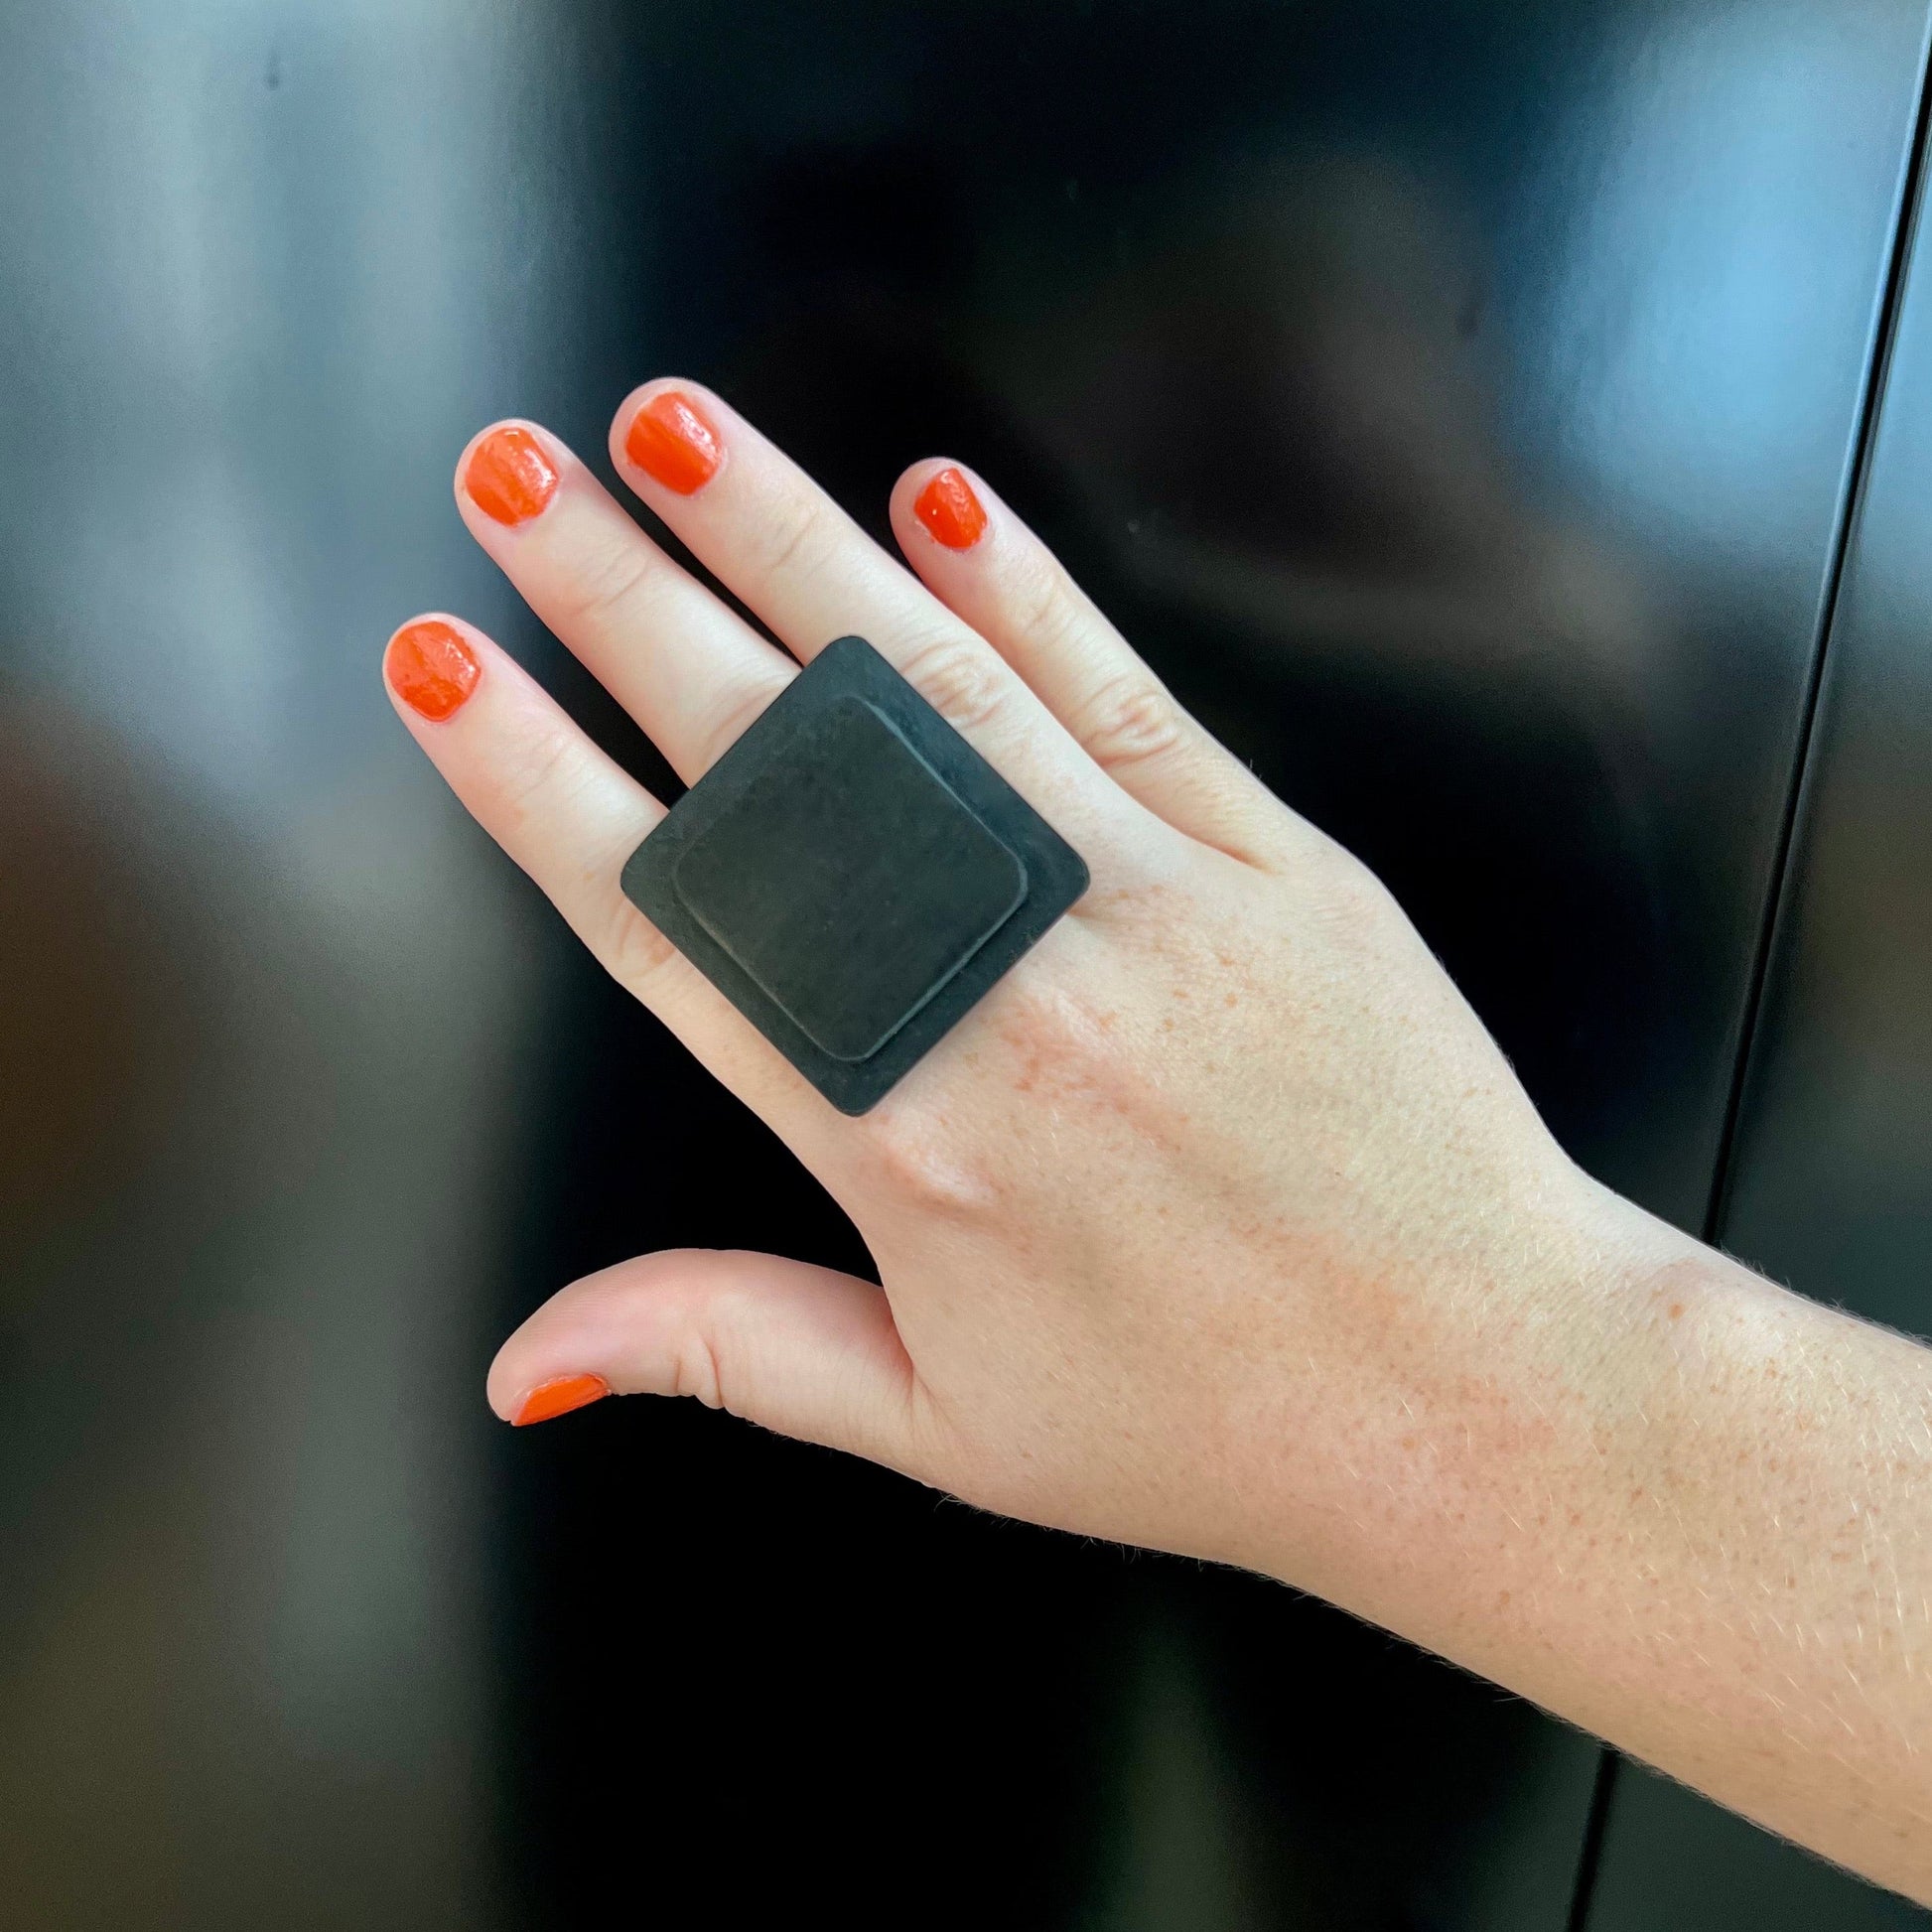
[755,497,830,582]
[1077,676,1186,772]
[895,633,1011,735]
[1012,562,1079,654]
[554,536,665,634]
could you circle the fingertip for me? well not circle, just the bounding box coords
[895,460,991,554]
[455,419,565,528]
[610,374,698,429]
[889,456,950,512]
[611,378,727,495]
[384,612,484,722]
[507,1372,611,1428]
[485,1265,640,1421]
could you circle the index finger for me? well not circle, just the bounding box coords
[381,612,822,1132]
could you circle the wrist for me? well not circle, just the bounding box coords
[1235,1168,1714,1653]
[1263,1175,1806,1732]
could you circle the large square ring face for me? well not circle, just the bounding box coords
[621,635,1090,1114]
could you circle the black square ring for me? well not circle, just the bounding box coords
[621,635,1090,1114]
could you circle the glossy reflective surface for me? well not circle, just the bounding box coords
[1587,61,1932,1927]
[2,3,1929,1927]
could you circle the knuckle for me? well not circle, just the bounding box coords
[600,898,679,990]
[896,630,1010,735]
[495,723,584,831]
[1309,851,1397,947]
[1073,673,1187,775]
[857,1098,999,1217]
[550,529,662,632]
[1000,975,1131,1094]
[897,956,1145,1120]
[669,1329,726,1410]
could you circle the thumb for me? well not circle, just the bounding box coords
[486,1247,928,1475]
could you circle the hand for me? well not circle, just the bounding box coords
[389,383,1624,1566]
[386,386,1932,1902]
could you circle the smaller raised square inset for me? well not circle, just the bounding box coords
[673,698,1027,1061]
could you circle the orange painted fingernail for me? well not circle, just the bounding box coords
[464,424,560,525]
[913,467,988,550]
[512,1373,611,1427]
[623,389,722,494]
[386,619,482,722]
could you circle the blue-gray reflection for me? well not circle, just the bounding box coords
[0,1,1926,1928]
[0,1,574,1924]
[1505,0,1911,577]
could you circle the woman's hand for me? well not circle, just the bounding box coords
[392,380,1620,1567]
[387,384,1932,1903]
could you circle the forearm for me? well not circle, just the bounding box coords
[1288,1190,1932,1901]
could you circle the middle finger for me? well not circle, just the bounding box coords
[454,419,796,784]
[608,379,1131,846]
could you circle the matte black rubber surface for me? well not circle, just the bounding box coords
[621,635,1089,1112]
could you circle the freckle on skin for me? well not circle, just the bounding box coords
[1670,1303,1685,1320]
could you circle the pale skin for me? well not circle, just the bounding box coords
[386,381,1932,1902]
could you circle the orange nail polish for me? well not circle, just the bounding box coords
[512,1373,611,1427]
[386,619,482,722]
[913,467,988,550]
[624,390,722,494]
[464,424,560,525]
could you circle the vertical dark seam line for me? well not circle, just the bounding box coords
[1563,1747,1622,1932]
[1565,29,1932,1932]
[1701,36,1932,1252]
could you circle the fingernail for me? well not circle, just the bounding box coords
[464,423,560,526]
[386,619,482,722]
[512,1373,611,1427]
[913,467,988,550]
[624,389,722,494]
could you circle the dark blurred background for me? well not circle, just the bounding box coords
[5,2,1932,1926]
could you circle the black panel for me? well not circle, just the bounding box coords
[1586,60,1932,1931]
[1723,157,1932,1351]
[2,3,1928,1929]
[651,0,1930,1229]
[1587,1763,1931,1930]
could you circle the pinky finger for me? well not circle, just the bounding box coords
[891,462,1298,869]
